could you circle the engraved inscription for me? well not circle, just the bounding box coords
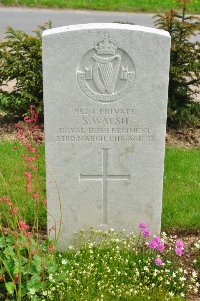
[80,148,130,224]
[55,107,156,143]
[77,34,136,103]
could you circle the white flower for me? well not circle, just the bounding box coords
[61,259,68,265]
[180,277,186,282]
[29,288,36,295]
[194,242,200,249]
[42,291,48,296]
[169,292,174,297]
[192,271,197,278]
[180,292,185,297]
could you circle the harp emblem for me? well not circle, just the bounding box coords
[77,33,135,103]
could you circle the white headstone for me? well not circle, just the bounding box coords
[42,23,170,250]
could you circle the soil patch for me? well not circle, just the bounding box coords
[166,127,200,149]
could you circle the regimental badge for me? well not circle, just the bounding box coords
[77,33,136,103]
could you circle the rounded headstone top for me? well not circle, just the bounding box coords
[42,23,170,38]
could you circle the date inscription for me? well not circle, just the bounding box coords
[55,107,156,143]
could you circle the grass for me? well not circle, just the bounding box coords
[0,140,199,230]
[0,140,46,227]
[163,147,200,230]
[1,0,200,13]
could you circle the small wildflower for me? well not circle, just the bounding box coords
[142,228,151,238]
[48,244,54,253]
[139,222,147,230]
[24,172,32,180]
[19,220,30,231]
[32,193,39,199]
[175,240,184,249]
[8,207,18,215]
[155,258,163,266]
[175,248,183,256]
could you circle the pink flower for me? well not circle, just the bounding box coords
[156,242,165,253]
[30,148,37,153]
[175,248,183,257]
[48,244,54,253]
[148,239,157,249]
[32,193,38,199]
[175,240,184,249]
[3,228,9,235]
[24,172,32,180]
[155,258,163,266]
[16,122,22,129]
[24,172,32,192]
[152,235,160,243]
[43,199,47,205]
[27,183,31,193]
[175,240,184,256]
[142,228,151,238]
[148,236,165,253]
[9,207,18,215]
[139,223,147,230]
[31,250,37,255]
[24,116,31,123]
[25,156,36,162]
[24,143,31,149]
[19,220,30,231]
[25,231,32,237]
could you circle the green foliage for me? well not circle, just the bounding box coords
[1,0,200,13]
[154,0,200,127]
[0,228,56,300]
[0,92,30,117]
[0,22,51,117]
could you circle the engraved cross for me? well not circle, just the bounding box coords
[80,148,130,224]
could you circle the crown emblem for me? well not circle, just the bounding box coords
[94,34,118,55]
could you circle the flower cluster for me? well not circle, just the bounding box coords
[29,227,199,301]
[139,222,151,238]
[175,240,184,256]
[148,235,165,253]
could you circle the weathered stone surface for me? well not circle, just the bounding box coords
[42,23,170,250]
